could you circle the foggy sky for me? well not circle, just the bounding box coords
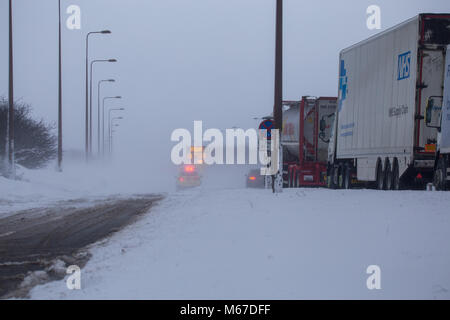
[0,0,449,166]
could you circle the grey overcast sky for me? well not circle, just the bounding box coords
[0,0,449,165]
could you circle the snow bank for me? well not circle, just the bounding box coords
[30,187,450,299]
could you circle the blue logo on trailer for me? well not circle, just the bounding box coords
[259,120,274,140]
[340,122,354,137]
[397,51,411,80]
[338,60,348,112]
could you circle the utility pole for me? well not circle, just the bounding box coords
[272,0,283,193]
[57,0,63,171]
[85,33,90,161]
[8,0,15,179]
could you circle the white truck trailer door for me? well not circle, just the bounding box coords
[418,50,445,154]
[440,45,450,154]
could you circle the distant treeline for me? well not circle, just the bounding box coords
[0,98,57,169]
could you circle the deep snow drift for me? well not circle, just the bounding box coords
[28,185,450,300]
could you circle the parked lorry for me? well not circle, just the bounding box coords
[328,13,450,190]
[282,97,337,187]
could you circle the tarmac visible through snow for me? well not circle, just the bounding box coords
[0,194,164,298]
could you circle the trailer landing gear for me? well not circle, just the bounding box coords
[343,165,352,189]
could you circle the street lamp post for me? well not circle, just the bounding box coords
[7,0,15,178]
[273,0,283,132]
[57,0,63,171]
[272,0,283,193]
[97,79,115,155]
[89,59,116,156]
[108,109,124,155]
[110,123,120,155]
[85,30,111,160]
[102,96,122,156]
[109,117,123,155]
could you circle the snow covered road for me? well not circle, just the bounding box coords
[30,187,450,300]
[0,195,163,298]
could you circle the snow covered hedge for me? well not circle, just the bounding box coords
[0,98,57,169]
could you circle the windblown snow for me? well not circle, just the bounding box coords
[27,184,450,299]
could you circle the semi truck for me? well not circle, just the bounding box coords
[328,13,450,190]
[282,96,337,187]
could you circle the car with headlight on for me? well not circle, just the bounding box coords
[246,169,265,188]
[177,165,202,190]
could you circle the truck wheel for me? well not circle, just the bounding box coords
[434,158,448,191]
[376,160,384,190]
[333,166,340,189]
[343,165,352,189]
[392,158,400,190]
[384,160,393,190]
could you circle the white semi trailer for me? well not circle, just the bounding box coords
[328,13,450,190]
